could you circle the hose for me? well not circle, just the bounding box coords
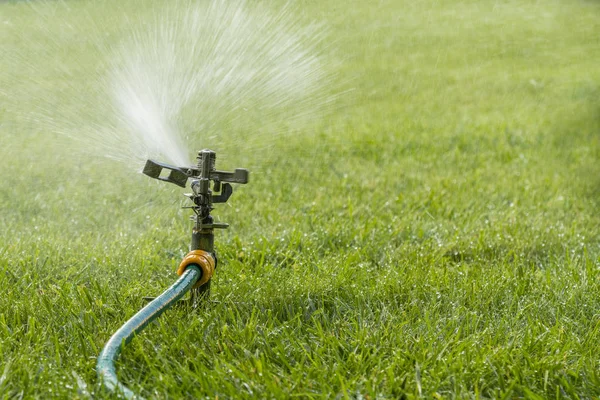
[96,265,202,399]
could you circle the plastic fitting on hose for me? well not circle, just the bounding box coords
[177,250,215,288]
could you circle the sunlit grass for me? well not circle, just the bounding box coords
[1,0,600,398]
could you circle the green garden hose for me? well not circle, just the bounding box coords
[96,265,202,399]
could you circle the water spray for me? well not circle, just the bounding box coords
[96,149,248,399]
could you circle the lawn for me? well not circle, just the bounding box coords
[1,0,600,398]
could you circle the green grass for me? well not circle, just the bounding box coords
[2,0,600,398]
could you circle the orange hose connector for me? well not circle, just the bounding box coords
[177,250,215,288]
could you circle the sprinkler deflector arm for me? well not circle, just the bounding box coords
[142,159,249,188]
[96,264,203,399]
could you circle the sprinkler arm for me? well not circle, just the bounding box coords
[143,159,249,188]
[142,159,189,187]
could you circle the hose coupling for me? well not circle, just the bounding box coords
[177,250,215,288]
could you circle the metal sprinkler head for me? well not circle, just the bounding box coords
[142,149,249,223]
[142,149,249,301]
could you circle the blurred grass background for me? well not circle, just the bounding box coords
[1,0,600,398]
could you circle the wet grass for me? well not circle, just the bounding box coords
[2,0,600,398]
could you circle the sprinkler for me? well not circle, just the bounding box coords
[143,149,249,302]
[96,149,248,399]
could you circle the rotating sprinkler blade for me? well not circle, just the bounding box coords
[142,154,249,189]
[142,159,189,187]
